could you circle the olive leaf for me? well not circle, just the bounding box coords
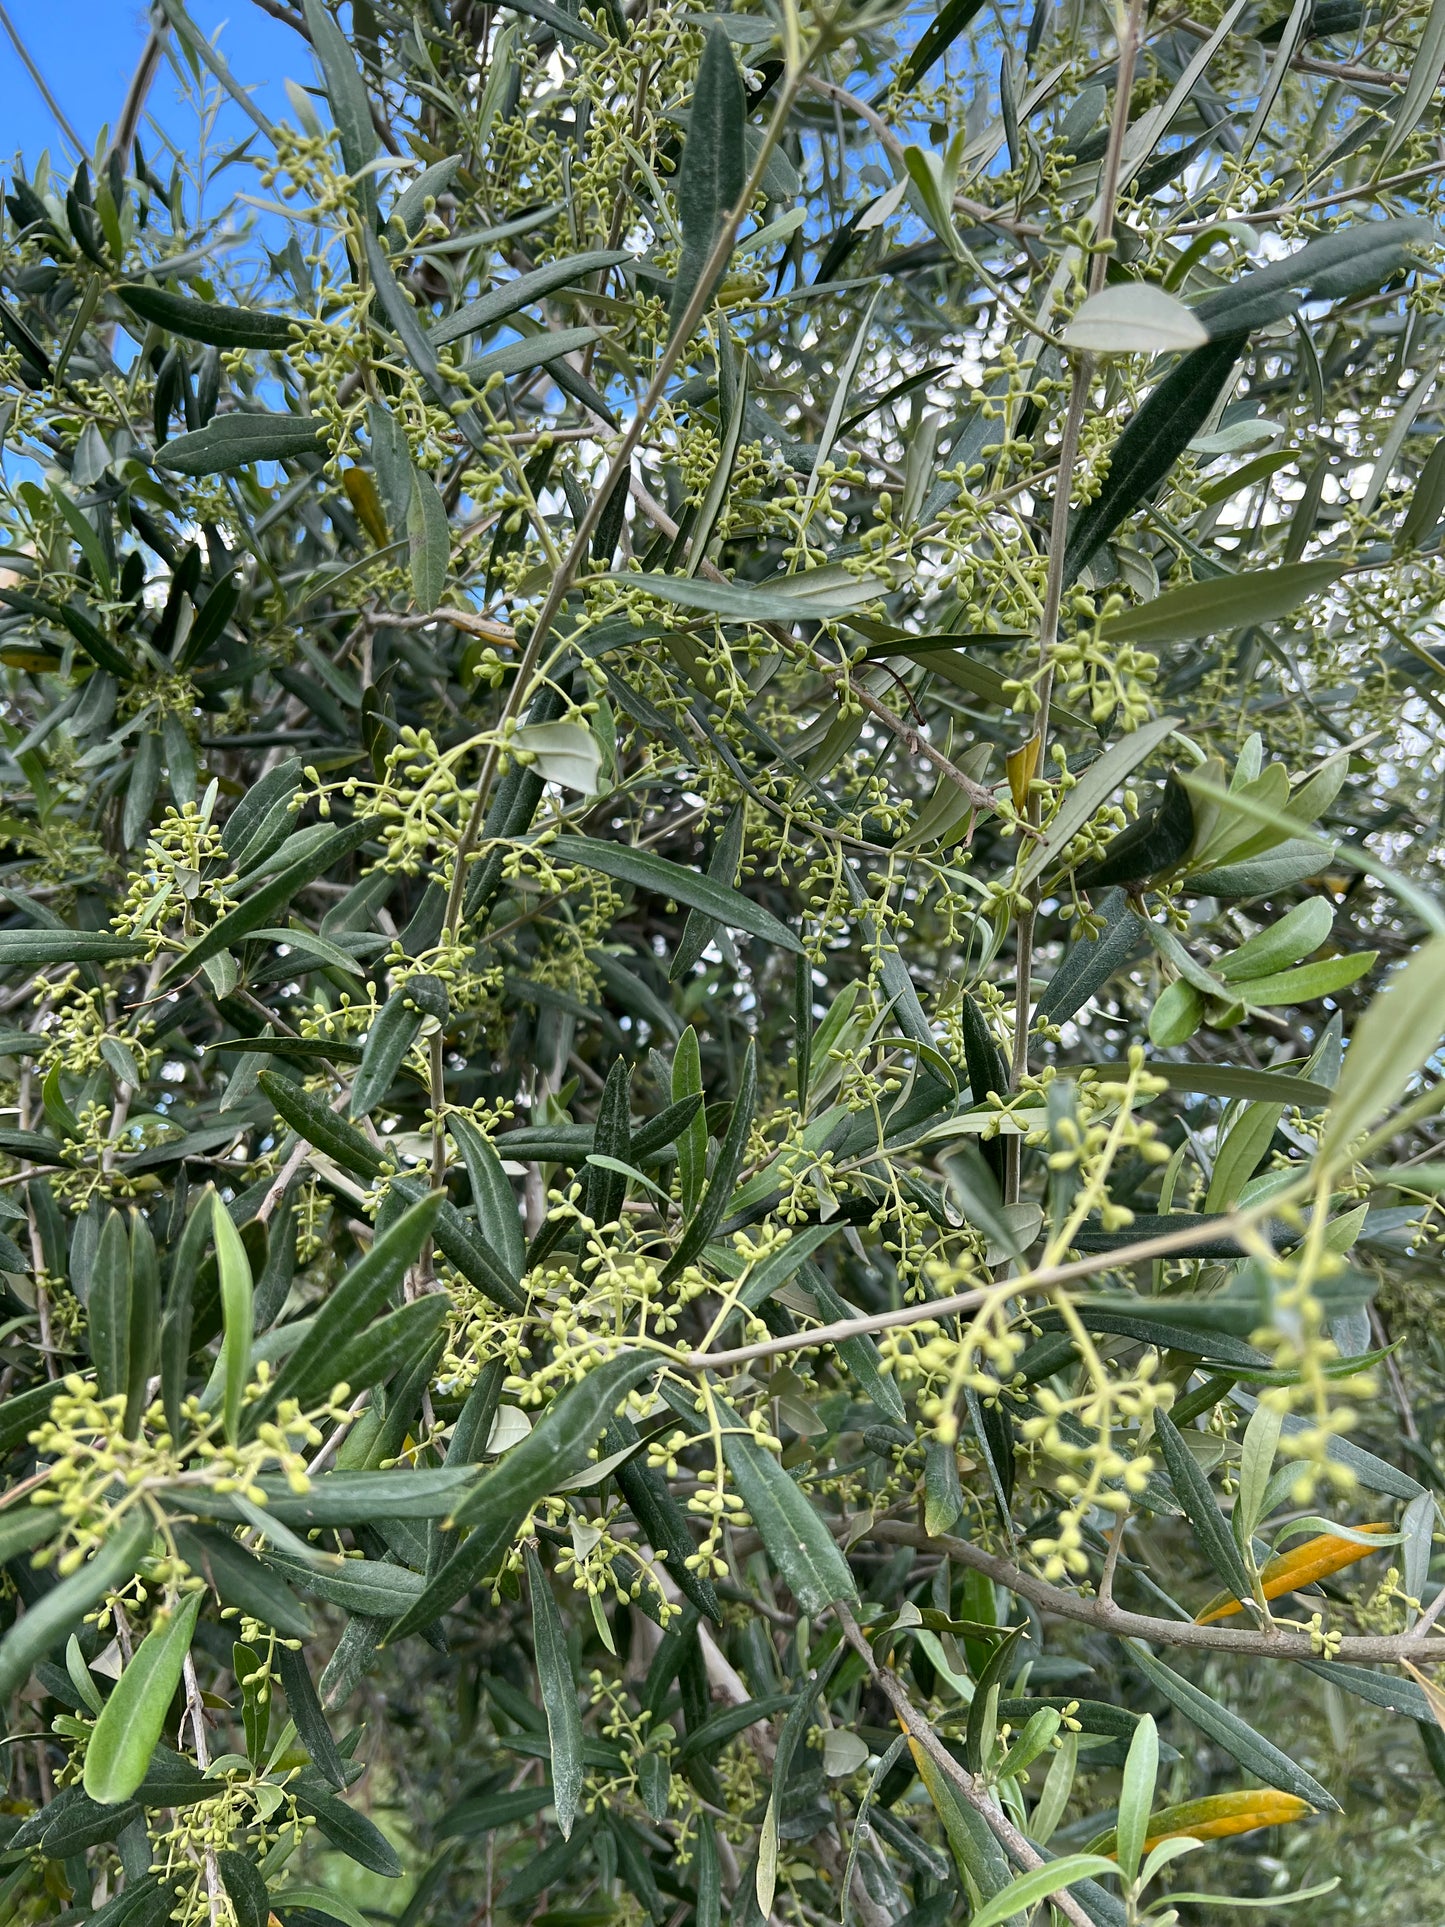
[407,467,451,613]
[715,1389,858,1614]
[156,412,325,473]
[84,1591,204,1805]
[118,284,297,350]
[526,1545,585,1837]
[211,1195,253,1445]
[1063,335,1247,581]
[669,28,746,338]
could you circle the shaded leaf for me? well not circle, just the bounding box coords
[300,0,379,216]
[1154,1407,1254,1612]
[1063,335,1246,582]
[119,284,296,350]
[407,467,450,613]
[433,251,632,345]
[661,1038,757,1283]
[254,1192,442,1420]
[1075,773,1195,890]
[1128,1643,1338,1810]
[277,1639,346,1790]
[896,0,988,92]
[717,1389,858,1614]
[164,817,373,983]
[670,29,746,337]
[294,1783,402,1876]
[1038,891,1149,1023]
[175,1524,314,1640]
[1101,561,1341,646]
[392,1352,660,1639]
[607,564,879,622]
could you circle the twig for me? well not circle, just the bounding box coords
[307,1389,371,1475]
[1371,1304,1419,1443]
[18,1066,56,1382]
[182,1646,224,1925]
[378,608,517,643]
[1174,155,1445,233]
[801,73,1045,237]
[654,1569,888,1927]
[1007,0,1145,1207]
[1098,1516,1126,1608]
[1411,1582,1445,1641]
[1089,0,1147,298]
[256,1136,307,1225]
[850,685,999,810]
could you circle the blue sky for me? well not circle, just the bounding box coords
[1,3,307,173]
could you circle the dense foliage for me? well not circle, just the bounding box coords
[4,0,1445,1920]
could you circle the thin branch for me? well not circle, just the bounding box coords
[836,1604,1098,1927]
[1097,1516,1126,1609]
[850,684,999,810]
[1089,0,1147,298]
[438,28,829,946]
[1174,154,1445,233]
[255,1136,307,1225]
[1412,1582,1445,1641]
[1008,0,1145,1205]
[182,1647,223,1926]
[307,1390,371,1475]
[685,1201,1260,1370]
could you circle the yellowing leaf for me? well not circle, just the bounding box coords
[342,466,390,546]
[1091,1788,1311,1857]
[1006,734,1041,814]
[1196,1523,1390,1624]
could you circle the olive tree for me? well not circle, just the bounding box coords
[1,0,1445,1922]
